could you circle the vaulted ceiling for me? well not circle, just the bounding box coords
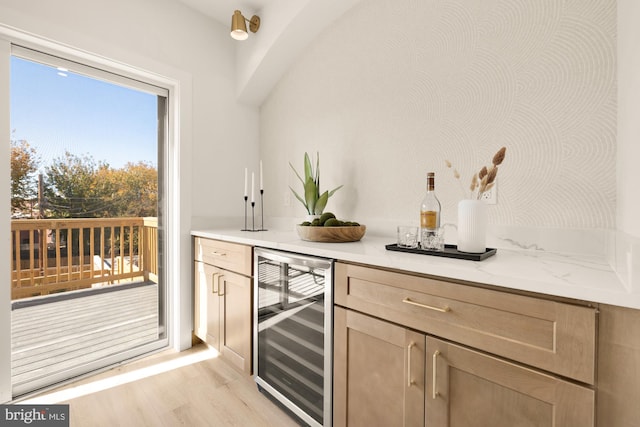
[176,0,264,26]
[177,0,363,106]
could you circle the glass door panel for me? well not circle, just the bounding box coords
[9,46,168,397]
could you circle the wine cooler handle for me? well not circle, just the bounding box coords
[407,341,415,388]
[432,350,441,399]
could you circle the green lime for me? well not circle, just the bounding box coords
[319,212,336,225]
[324,218,340,227]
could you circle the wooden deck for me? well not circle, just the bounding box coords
[11,282,159,395]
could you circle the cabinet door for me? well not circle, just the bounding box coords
[426,337,594,427]
[194,261,221,349]
[334,307,425,427]
[219,269,252,375]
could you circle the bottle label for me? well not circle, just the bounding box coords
[420,211,438,229]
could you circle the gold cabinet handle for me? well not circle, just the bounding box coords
[407,341,415,388]
[210,251,227,257]
[218,275,225,296]
[432,350,440,399]
[402,297,450,313]
[211,273,220,294]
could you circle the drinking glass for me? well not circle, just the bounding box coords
[397,226,419,248]
[421,227,445,251]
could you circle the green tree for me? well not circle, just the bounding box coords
[106,161,158,217]
[43,151,117,218]
[43,152,158,219]
[10,138,39,217]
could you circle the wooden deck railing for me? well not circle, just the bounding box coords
[11,217,158,300]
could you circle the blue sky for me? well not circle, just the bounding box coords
[10,56,158,172]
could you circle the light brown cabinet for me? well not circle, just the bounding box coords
[426,337,594,426]
[333,306,595,427]
[194,261,221,348]
[333,306,425,427]
[334,261,597,427]
[334,262,596,385]
[194,237,252,375]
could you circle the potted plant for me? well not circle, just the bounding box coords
[289,152,343,219]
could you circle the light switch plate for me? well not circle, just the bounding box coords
[480,180,497,204]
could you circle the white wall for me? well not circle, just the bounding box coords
[618,0,640,239]
[612,0,640,292]
[0,0,260,377]
[261,0,617,245]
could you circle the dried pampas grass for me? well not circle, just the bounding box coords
[445,146,507,200]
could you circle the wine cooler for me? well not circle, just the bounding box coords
[253,247,333,427]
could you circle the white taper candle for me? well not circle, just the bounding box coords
[260,160,263,191]
[251,172,255,203]
[244,168,248,198]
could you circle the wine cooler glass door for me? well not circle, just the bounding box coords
[254,248,333,427]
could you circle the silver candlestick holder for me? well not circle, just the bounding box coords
[241,191,267,232]
[260,189,267,231]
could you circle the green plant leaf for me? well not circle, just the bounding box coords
[315,191,328,214]
[289,187,308,212]
[289,151,343,216]
[315,156,321,199]
[304,152,313,182]
[328,185,343,197]
[289,162,304,185]
[304,177,317,215]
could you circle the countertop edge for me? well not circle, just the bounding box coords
[191,228,638,310]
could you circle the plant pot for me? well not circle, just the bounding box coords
[457,199,487,253]
[296,224,367,243]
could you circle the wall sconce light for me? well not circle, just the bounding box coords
[230,10,260,41]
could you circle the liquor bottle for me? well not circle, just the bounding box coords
[420,172,441,248]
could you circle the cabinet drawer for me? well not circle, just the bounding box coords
[194,237,252,275]
[335,262,596,384]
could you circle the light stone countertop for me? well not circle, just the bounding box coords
[191,227,638,310]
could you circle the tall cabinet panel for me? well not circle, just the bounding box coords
[220,269,252,374]
[194,261,221,349]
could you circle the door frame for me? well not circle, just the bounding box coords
[0,24,189,401]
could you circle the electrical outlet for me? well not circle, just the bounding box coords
[284,191,291,207]
[480,180,497,204]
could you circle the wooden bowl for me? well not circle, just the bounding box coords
[296,225,366,243]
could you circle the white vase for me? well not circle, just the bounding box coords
[457,199,487,253]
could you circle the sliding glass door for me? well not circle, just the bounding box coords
[8,45,169,397]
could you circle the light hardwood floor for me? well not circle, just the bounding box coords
[20,343,302,426]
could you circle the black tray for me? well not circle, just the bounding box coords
[385,243,497,261]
